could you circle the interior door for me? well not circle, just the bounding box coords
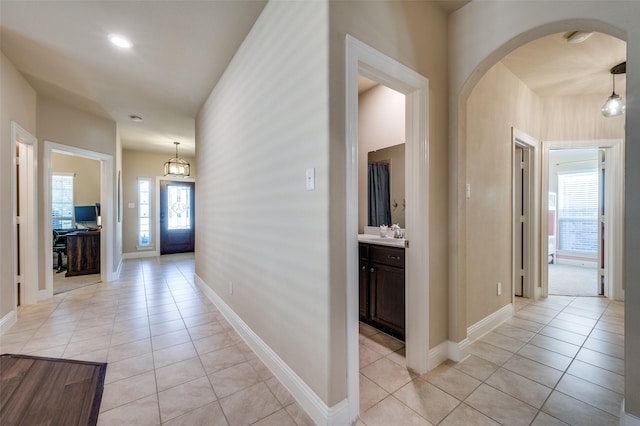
[513,146,526,297]
[160,180,195,254]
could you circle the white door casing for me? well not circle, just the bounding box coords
[346,35,429,422]
[11,121,38,306]
[541,139,624,300]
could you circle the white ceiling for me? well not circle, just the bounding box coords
[1,0,267,156]
[1,3,626,157]
[501,31,626,97]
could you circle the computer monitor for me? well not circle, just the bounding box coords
[74,205,97,228]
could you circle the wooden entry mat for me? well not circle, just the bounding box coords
[0,353,107,426]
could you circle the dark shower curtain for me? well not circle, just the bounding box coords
[368,162,392,227]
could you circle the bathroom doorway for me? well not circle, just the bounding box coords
[346,35,430,421]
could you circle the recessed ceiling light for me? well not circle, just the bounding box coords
[109,34,133,49]
[129,115,143,122]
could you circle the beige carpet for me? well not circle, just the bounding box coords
[548,263,598,296]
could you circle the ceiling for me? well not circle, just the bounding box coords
[501,31,626,97]
[1,3,626,156]
[1,0,267,156]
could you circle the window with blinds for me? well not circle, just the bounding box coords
[52,173,74,229]
[558,170,598,253]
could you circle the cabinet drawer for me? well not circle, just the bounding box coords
[370,245,404,268]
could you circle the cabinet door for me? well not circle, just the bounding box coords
[359,260,369,319]
[370,263,405,339]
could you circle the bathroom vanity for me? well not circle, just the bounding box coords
[358,235,405,340]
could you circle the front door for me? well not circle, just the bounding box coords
[160,181,195,254]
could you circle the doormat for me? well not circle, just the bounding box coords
[0,353,107,426]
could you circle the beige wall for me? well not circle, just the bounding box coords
[450,1,640,417]
[52,153,101,208]
[465,62,542,325]
[121,149,196,254]
[0,53,37,321]
[196,1,335,405]
[330,1,450,350]
[358,85,405,231]
[542,94,625,141]
[37,96,119,285]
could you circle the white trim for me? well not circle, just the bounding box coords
[122,251,158,260]
[346,34,430,423]
[0,310,17,334]
[447,338,470,363]
[11,122,38,307]
[466,303,514,343]
[194,274,349,426]
[512,128,540,300]
[444,305,512,364]
[621,400,640,426]
[154,175,196,257]
[427,341,449,371]
[541,139,624,301]
[44,141,115,300]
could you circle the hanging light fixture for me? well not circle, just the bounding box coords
[602,61,626,117]
[164,142,190,177]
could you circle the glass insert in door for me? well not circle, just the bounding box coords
[167,185,192,230]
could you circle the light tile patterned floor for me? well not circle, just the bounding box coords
[358,295,624,426]
[0,254,314,426]
[1,254,625,425]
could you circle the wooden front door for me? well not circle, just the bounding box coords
[160,180,195,254]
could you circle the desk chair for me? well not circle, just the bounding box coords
[53,230,67,273]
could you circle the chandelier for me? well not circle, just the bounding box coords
[164,142,190,177]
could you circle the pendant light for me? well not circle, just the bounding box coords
[602,61,626,117]
[164,142,190,177]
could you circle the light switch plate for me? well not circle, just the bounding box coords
[306,168,315,191]
[128,202,135,209]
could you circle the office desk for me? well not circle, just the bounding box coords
[65,231,100,277]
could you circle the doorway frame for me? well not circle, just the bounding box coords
[512,128,540,300]
[346,35,429,421]
[11,121,38,306]
[541,139,624,300]
[43,141,115,299]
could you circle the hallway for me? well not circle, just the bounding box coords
[0,254,314,425]
[0,254,625,425]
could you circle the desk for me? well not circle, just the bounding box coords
[65,231,100,277]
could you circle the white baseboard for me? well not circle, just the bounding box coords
[122,251,158,260]
[194,274,349,426]
[0,309,17,335]
[447,338,470,362]
[427,340,450,370]
[445,304,513,363]
[37,289,51,302]
[621,400,640,426]
[467,303,513,343]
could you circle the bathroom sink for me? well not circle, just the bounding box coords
[357,234,406,248]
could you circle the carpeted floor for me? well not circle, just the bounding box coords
[0,354,106,425]
[548,263,598,296]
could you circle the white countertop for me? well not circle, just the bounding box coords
[358,234,407,248]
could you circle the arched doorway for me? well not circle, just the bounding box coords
[449,5,638,422]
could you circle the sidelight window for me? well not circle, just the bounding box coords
[138,178,152,247]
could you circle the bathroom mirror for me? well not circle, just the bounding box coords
[368,143,405,228]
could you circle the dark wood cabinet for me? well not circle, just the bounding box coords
[359,242,405,340]
[66,231,100,277]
